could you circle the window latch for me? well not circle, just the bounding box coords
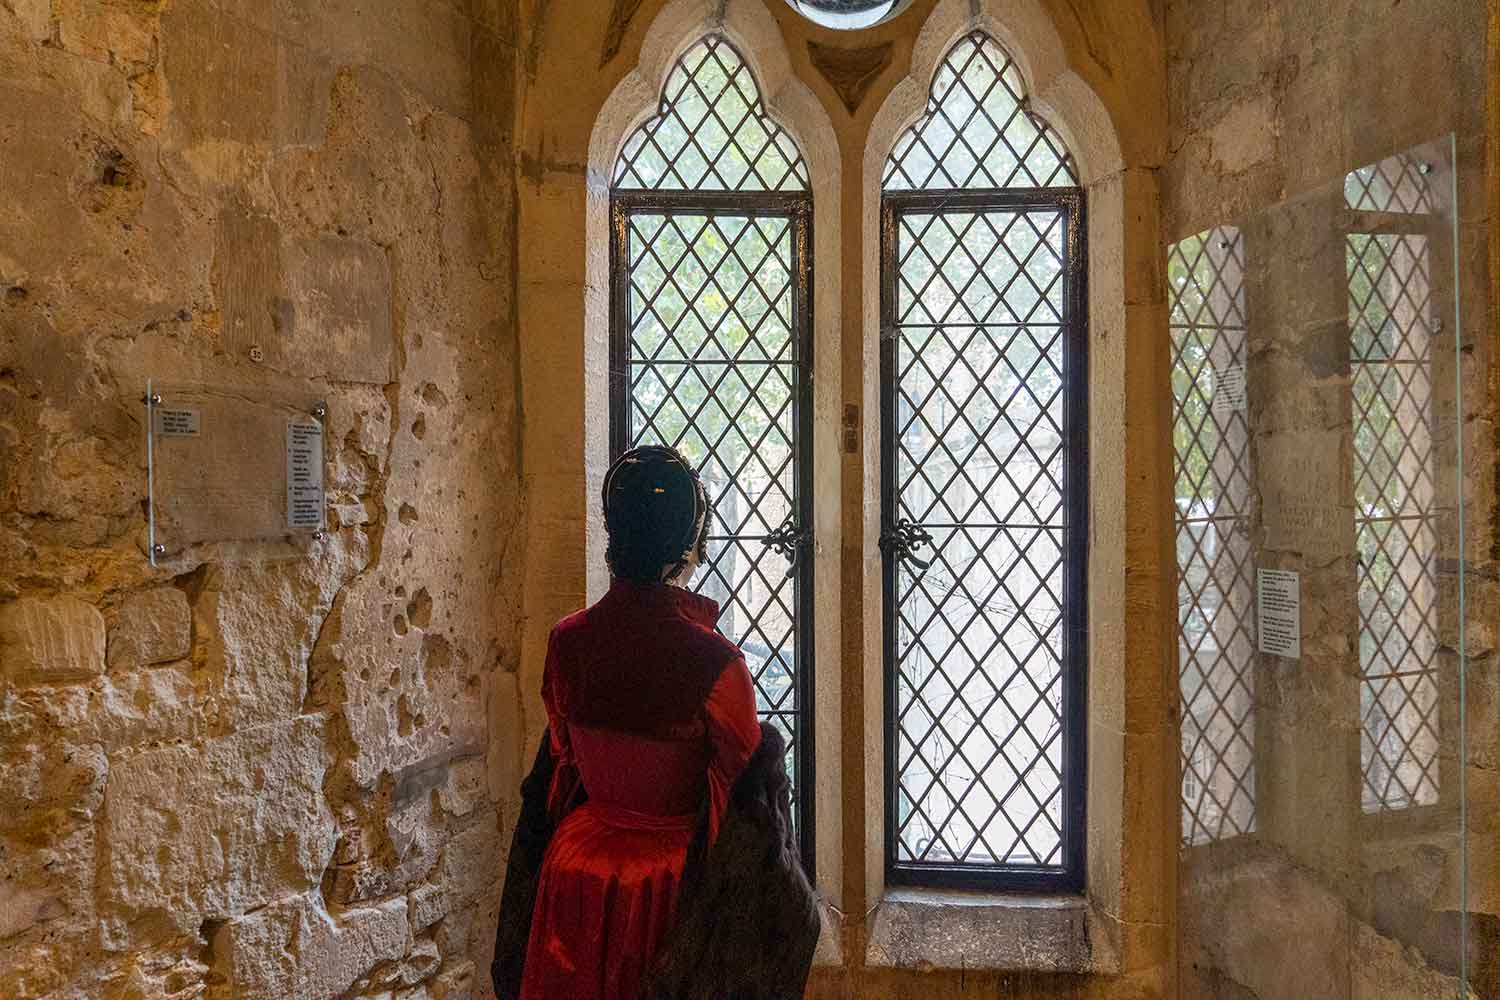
[880,518,933,570]
[760,516,810,579]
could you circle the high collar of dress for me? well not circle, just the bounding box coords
[605,578,720,628]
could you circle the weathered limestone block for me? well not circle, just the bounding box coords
[354,936,442,994]
[437,756,487,818]
[20,664,207,751]
[107,587,192,669]
[1351,921,1476,999]
[0,741,107,836]
[434,820,501,963]
[52,0,161,70]
[5,0,51,42]
[428,960,475,1000]
[407,882,449,933]
[210,891,411,1000]
[102,715,336,934]
[161,0,332,150]
[197,552,364,729]
[280,235,394,384]
[0,595,105,683]
[401,937,442,986]
[0,884,66,939]
[0,773,101,946]
[214,208,394,383]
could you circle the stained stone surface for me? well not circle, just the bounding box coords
[0,0,522,996]
[107,586,192,668]
[0,596,106,683]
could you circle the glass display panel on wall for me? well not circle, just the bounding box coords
[1168,136,1476,998]
[143,380,327,564]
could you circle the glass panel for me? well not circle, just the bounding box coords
[1348,231,1441,813]
[888,204,1074,875]
[144,381,326,562]
[1171,136,1474,999]
[884,33,1077,191]
[614,36,809,192]
[1169,226,1258,845]
[622,209,809,824]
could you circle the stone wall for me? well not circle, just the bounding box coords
[1163,0,1496,997]
[0,2,522,998]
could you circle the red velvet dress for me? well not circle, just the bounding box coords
[518,580,762,1000]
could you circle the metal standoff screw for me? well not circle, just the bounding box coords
[152,543,165,556]
[1218,240,1231,250]
[1418,162,1434,175]
[143,392,162,406]
[312,402,327,421]
[249,345,265,362]
[312,530,325,542]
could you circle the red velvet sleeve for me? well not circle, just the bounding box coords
[704,655,763,845]
[541,629,582,822]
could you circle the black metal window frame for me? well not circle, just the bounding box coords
[880,186,1088,893]
[608,188,817,870]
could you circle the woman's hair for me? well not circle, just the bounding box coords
[602,445,712,583]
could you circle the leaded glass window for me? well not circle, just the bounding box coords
[880,32,1086,891]
[615,36,809,192]
[1169,227,1257,845]
[883,33,1077,191]
[1346,157,1439,813]
[610,35,815,861]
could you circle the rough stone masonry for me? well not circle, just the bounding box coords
[0,1,523,997]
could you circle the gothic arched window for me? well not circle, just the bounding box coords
[610,36,816,861]
[879,32,1086,891]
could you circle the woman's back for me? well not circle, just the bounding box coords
[518,580,761,1000]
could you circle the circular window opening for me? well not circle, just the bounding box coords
[784,0,912,30]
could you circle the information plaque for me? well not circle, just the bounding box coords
[144,380,326,564]
[1257,568,1301,659]
[1211,363,1247,413]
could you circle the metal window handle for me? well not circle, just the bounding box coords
[760,517,810,579]
[880,519,933,570]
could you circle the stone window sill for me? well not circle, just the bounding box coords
[862,889,1118,974]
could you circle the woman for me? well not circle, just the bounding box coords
[506,445,771,1000]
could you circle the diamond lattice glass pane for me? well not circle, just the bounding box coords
[1344,152,1435,214]
[614,36,809,191]
[628,215,794,363]
[890,203,1075,872]
[622,208,806,827]
[1168,227,1256,845]
[894,525,1065,866]
[884,32,1077,191]
[1348,231,1439,813]
[1348,234,1433,363]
